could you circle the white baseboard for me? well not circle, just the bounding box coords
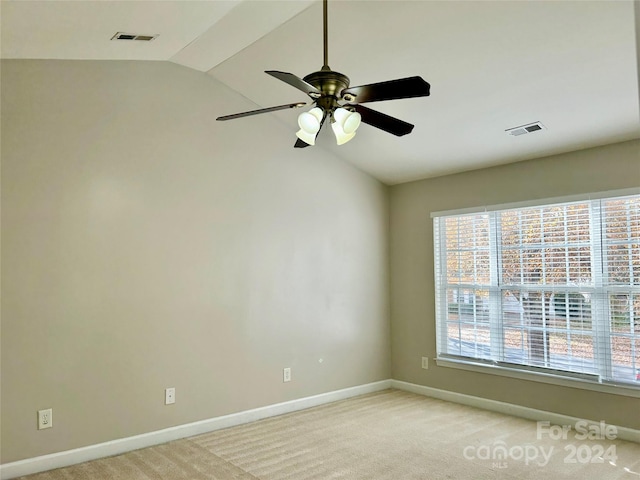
[5,379,637,479]
[0,380,392,480]
[391,379,640,444]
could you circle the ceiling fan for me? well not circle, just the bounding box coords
[216,0,431,148]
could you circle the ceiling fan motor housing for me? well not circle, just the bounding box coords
[303,70,351,111]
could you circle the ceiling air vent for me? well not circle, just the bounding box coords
[111,32,158,42]
[505,122,545,137]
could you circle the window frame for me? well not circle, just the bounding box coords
[431,188,640,398]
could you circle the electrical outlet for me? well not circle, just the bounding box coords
[165,387,176,405]
[38,408,53,430]
[283,367,291,383]
[421,357,429,370]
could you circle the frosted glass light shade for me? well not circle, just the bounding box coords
[334,108,361,134]
[296,128,318,145]
[296,107,324,145]
[331,122,356,145]
[298,107,323,133]
[332,108,361,145]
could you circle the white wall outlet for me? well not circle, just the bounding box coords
[165,387,176,405]
[283,367,291,383]
[421,357,429,369]
[38,408,53,430]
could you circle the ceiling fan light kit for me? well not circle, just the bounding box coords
[216,0,431,148]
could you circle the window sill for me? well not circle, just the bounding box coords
[435,357,640,398]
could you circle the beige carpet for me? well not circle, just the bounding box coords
[16,389,640,479]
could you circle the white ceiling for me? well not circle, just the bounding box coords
[2,0,639,185]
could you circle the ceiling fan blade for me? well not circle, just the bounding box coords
[216,102,306,121]
[342,76,430,104]
[352,104,414,136]
[265,71,322,97]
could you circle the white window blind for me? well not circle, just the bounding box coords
[433,193,640,387]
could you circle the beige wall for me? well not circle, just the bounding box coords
[390,139,640,430]
[2,58,639,466]
[0,60,390,463]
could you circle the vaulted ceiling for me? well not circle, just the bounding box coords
[2,0,639,184]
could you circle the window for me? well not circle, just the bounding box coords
[433,192,640,388]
